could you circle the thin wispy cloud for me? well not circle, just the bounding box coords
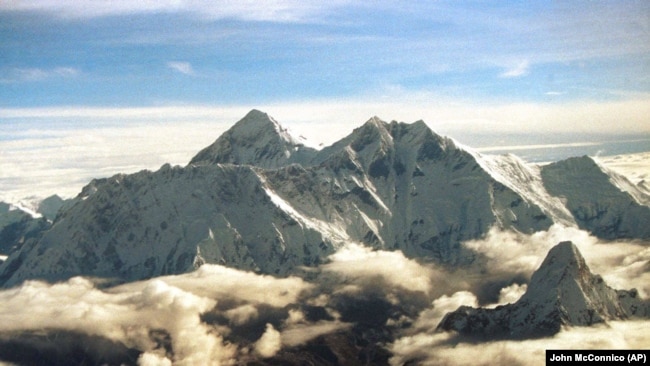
[0,67,79,83]
[499,60,530,78]
[167,61,194,75]
[2,2,649,106]
[0,0,349,22]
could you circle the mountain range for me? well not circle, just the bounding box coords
[1,109,649,287]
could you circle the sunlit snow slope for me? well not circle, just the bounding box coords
[1,110,648,286]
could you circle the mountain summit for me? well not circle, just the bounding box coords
[437,241,650,339]
[190,109,317,168]
[1,110,648,287]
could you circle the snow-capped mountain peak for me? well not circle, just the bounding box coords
[541,155,650,239]
[437,241,650,339]
[1,110,649,288]
[189,109,317,168]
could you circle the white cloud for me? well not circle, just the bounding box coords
[321,242,435,294]
[409,291,479,332]
[0,0,352,22]
[1,67,79,83]
[138,352,173,366]
[0,277,238,365]
[0,225,647,364]
[596,152,650,186]
[123,264,313,308]
[254,323,282,358]
[389,321,650,366]
[499,60,530,78]
[167,61,194,75]
[496,283,527,306]
[463,225,650,297]
[0,263,314,363]
[224,304,259,325]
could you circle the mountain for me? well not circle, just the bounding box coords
[437,241,650,339]
[189,109,317,168]
[0,202,49,260]
[540,156,650,239]
[36,194,70,221]
[0,110,648,287]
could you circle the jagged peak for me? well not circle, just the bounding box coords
[228,109,292,141]
[533,241,587,279]
[238,109,279,128]
[355,117,452,147]
[359,116,390,134]
[386,119,445,143]
[437,240,650,339]
[243,108,271,120]
[189,110,316,168]
[367,115,385,125]
[544,240,583,263]
[522,241,595,304]
[347,116,393,152]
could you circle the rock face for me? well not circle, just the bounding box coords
[437,241,650,339]
[0,110,648,286]
[0,202,49,259]
[541,156,650,239]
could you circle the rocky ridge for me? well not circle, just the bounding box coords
[0,110,648,286]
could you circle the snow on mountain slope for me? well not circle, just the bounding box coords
[1,110,648,286]
[189,109,317,168]
[541,156,650,239]
[471,153,576,227]
[248,116,566,265]
[597,152,650,189]
[0,202,49,258]
[0,164,341,286]
[437,241,650,339]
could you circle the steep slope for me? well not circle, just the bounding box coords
[278,117,559,263]
[0,202,49,259]
[541,156,650,239]
[0,164,342,286]
[1,110,649,287]
[437,241,650,339]
[189,109,317,168]
[36,194,69,221]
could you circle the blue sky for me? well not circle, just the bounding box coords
[1,1,650,200]
[1,1,649,107]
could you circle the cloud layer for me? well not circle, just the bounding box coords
[0,222,647,365]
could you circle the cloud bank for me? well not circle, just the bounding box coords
[0,222,647,365]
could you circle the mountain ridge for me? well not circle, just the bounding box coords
[0,110,648,287]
